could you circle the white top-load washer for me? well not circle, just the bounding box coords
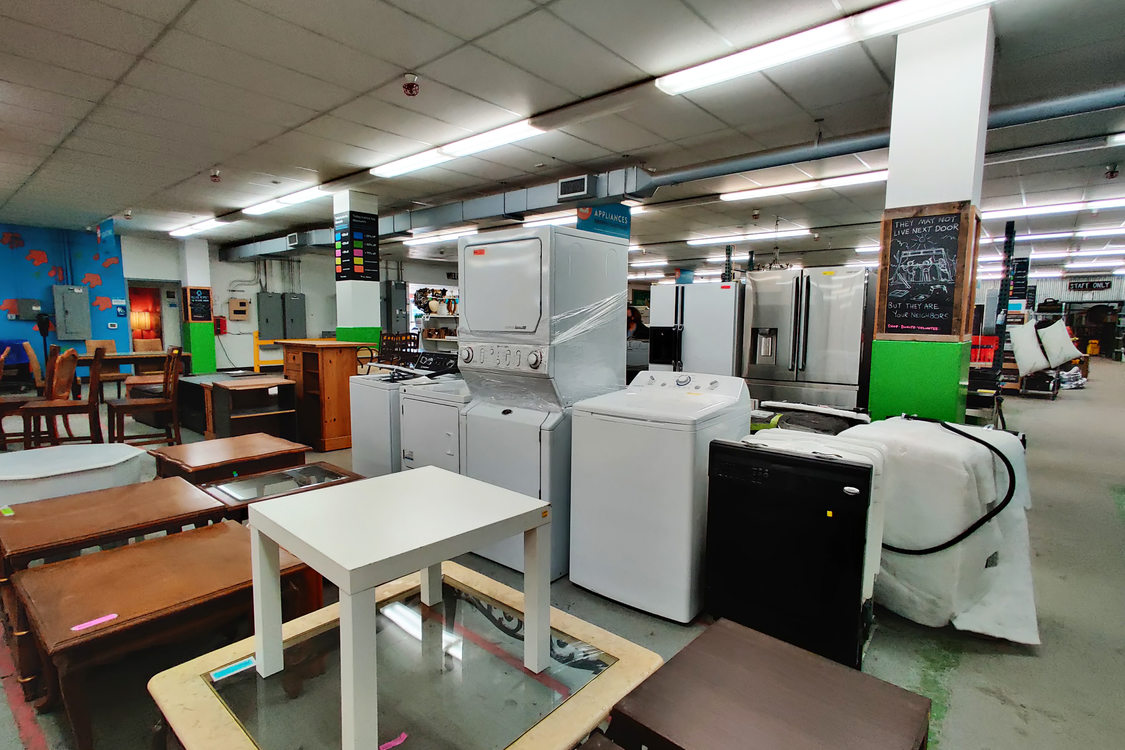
[349,352,459,477]
[569,370,751,622]
[458,225,628,580]
[399,379,473,473]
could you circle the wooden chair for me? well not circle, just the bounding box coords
[132,338,164,376]
[0,345,48,450]
[24,341,45,395]
[20,348,97,449]
[85,339,127,399]
[107,347,182,446]
[0,347,8,380]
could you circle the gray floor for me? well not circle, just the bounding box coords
[1,361,1122,748]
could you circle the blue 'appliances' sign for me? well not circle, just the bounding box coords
[576,203,631,239]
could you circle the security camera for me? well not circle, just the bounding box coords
[1106,163,1119,180]
[210,169,222,183]
[812,232,820,241]
[123,208,133,220]
[751,209,761,221]
[403,73,420,97]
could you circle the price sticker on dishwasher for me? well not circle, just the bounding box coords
[473,249,486,255]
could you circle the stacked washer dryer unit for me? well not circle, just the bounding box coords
[457,225,628,580]
[570,371,751,622]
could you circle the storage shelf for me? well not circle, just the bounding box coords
[424,313,459,319]
[422,336,458,343]
[230,408,296,420]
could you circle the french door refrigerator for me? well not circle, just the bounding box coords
[742,266,870,408]
[649,281,744,376]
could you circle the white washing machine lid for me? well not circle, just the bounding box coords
[573,389,744,426]
[351,372,434,391]
[399,378,471,404]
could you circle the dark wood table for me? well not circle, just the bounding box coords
[74,351,192,372]
[11,521,318,750]
[149,433,310,484]
[199,461,361,520]
[607,619,931,750]
[0,477,226,627]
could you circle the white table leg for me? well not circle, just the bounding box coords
[523,522,550,674]
[420,563,442,607]
[251,526,283,678]
[340,589,378,750]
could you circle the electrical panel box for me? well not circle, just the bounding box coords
[52,285,92,340]
[228,297,250,321]
[282,293,307,339]
[257,292,285,340]
[16,299,42,321]
[381,280,408,335]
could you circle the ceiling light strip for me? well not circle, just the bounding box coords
[372,119,545,178]
[688,229,811,247]
[169,218,224,237]
[720,170,888,202]
[981,196,1125,221]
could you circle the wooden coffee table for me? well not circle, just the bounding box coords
[607,619,931,750]
[11,521,318,750]
[149,433,310,484]
[199,461,361,520]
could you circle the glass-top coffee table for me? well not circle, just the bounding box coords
[149,562,662,750]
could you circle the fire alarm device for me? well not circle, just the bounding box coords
[228,297,250,321]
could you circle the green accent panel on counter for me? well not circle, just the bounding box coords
[868,339,970,423]
[336,326,381,345]
[182,321,217,374]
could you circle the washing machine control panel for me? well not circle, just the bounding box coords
[630,371,746,397]
[458,343,548,375]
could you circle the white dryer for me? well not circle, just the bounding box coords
[569,371,751,622]
[399,379,473,473]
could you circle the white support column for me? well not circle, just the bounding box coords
[885,8,995,209]
[251,527,283,677]
[339,589,379,750]
[179,238,210,288]
[522,522,550,674]
[334,191,382,339]
[420,563,443,607]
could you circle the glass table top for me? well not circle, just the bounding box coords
[207,464,352,504]
[208,581,615,750]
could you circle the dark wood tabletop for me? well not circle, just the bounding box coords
[74,351,192,366]
[150,432,310,484]
[608,619,931,750]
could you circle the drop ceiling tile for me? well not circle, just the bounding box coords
[685,73,809,131]
[477,10,644,97]
[62,135,211,171]
[767,45,889,111]
[617,95,727,141]
[0,103,79,134]
[332,97,473,144]
[418,46,574,115]
[145,30,356,112]
[385,0,535,40]
[86,105,258,153]
[0,120,70,148]
[239,0,463,69]
[0,151,42,169]
[97,0,191,23]
[368,79,520,133]
[68,121,227,164]
[993,37,1125,107]
[459,144,562,172]
[440,156,532,182]
[177,0,399,93]
[0,52,115,102]
[860,35,897,82]
[663,128,760,167]
[0,18,136,81]
[560,115,664,155]
[246,130,389,173]
[0,138,55,159]
[299,115,431,156]
[682,0,840,48]
[551,0,733,76]
[0,81,96,119]
[105,86,287,142]
[125,61,317,128]
[0,0,163,54]
[517,130,614,164]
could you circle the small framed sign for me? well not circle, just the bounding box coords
[184,287,213,322]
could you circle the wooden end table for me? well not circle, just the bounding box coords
[199,461,362,521]
[249,466,553,750]
[149,432,310,484]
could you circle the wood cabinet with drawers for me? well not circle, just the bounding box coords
[278,339,365,452]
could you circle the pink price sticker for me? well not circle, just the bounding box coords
[71,613,118,632]
[380,732,408,750]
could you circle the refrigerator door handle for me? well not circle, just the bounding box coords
[799,275,811,371]
[789,276,801,371]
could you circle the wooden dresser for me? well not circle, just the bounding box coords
[278,339,364,451]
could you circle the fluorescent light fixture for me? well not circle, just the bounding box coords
[1115,268,1125,275]
[630,260,668,267]
[977,273,1003,280]
[278,186,327,205]
[656,279,676,285]
[847,260,880,268]
[242,199,285,216]
[629,245,643,253]
[655,0,995,95]
[169,218,223,237]
[1110,132,1125,147]
[1029,270,1064,278]
[854,245,880,254]
[403,229,477,247]
[441,119,544,157]
[523,215,577,228]
[687,229,811,246]
[1072,248,1125,257]
[630,206,647,215]
[1065,260,1125,269]
[982,196,1125,221]
[693,268,725,276]
[706,254,752,263]
[371,150,453,178]
[978,254,1003,262]
[720,170,887,202]
[1030,251,1071,260]
[1077,227,1125,239]
[628,273,666,280]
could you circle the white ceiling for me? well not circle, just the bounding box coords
[1,0,1124,273]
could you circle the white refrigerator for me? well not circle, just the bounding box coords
[649,281,744,376]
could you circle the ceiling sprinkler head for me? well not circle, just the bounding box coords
[123,208,133,220]
[403,73,420,97]
[210,169,221,183]
[1106,163,1119,180]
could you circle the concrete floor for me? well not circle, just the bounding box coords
[0,360,1122,748]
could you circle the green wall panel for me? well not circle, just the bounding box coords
[868,339,970,423]
[336,326,381,345]
[182,321,216,374]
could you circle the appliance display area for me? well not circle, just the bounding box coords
[458,226,628,579]
[649,281,744,376]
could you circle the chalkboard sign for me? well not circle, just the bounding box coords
[882,212,961,335]
[185,287,213,322]
[1068,279,1112,291]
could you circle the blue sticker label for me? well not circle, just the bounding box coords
[210,657,255,681]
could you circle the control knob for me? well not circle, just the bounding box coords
[460,347,474,363]
[528,350,542,369]
[675,374,692,387]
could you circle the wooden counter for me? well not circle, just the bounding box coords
[277,339,365,452]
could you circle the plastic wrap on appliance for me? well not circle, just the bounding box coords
[461,370,566,412]
[550,290,627,346]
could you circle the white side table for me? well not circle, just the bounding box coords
[248,466,552,750]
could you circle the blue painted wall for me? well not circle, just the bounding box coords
[1,224,131,369]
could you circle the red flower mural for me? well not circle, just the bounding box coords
[92,296,112,311]
[1,233,24,250]
[48,266,66,282]
[81,272,103,288]
[101,257,120,268]
[26,249,48,266]
[0,300,18,314]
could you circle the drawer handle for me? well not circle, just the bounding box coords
[16,675,37,684]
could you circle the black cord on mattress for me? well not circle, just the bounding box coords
[881,416,1017,556]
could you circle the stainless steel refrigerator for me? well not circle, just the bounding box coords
[742,266,871,408]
